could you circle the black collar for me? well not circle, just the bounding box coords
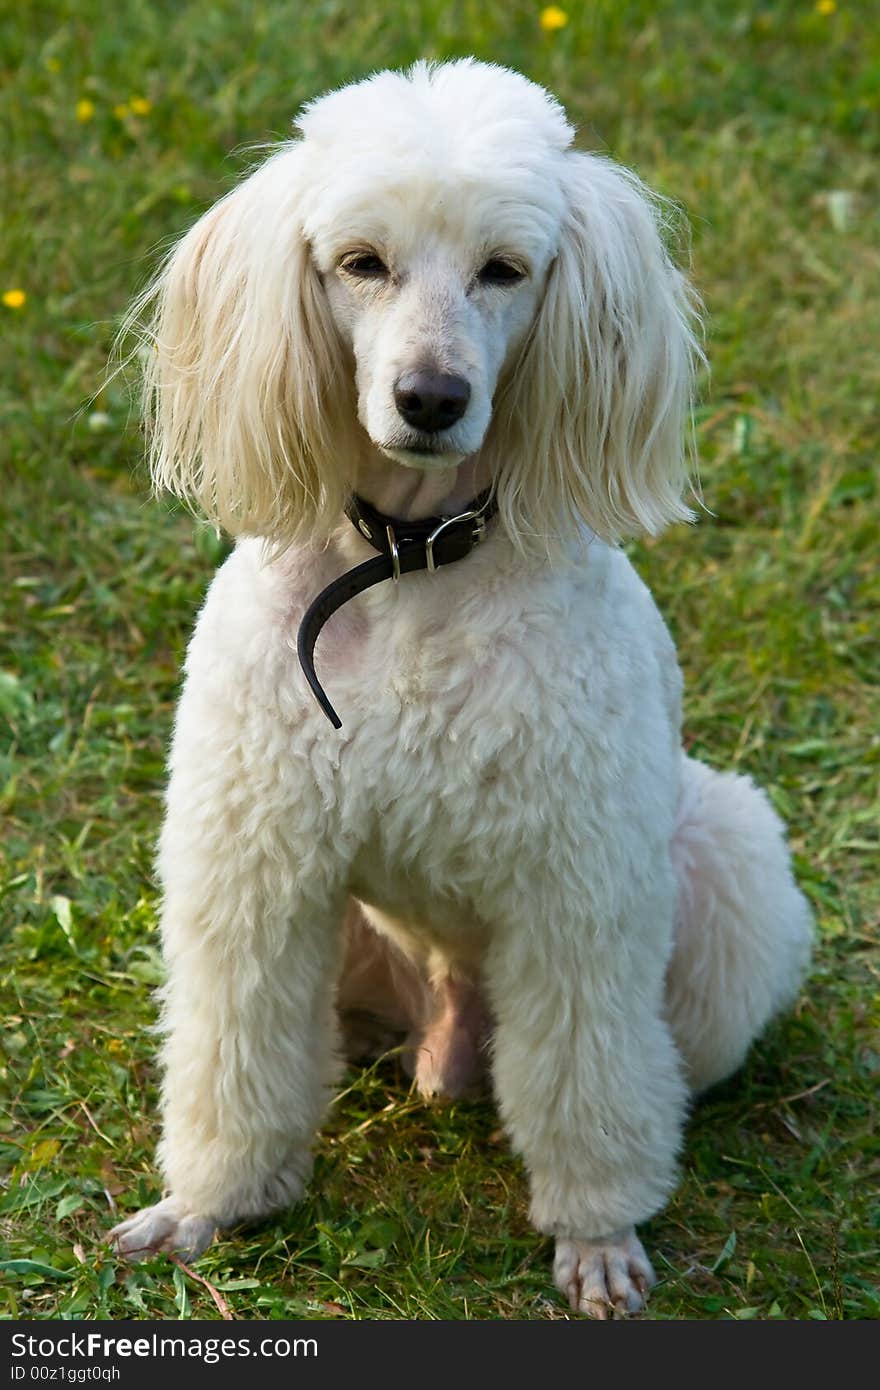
[296,488,498,729]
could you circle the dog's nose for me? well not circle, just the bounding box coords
[393,370,471,432]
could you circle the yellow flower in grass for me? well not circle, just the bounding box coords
[113,102,130,119]
[540,6,568,31]
[130,96,152,116]
[76,97,95,122]
[3,289,26,309]
[815,0,836,12]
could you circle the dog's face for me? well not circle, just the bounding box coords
[315,196,553,470]
[137,60,701,551]
[297,62,573,474]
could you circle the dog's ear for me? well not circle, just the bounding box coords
[130,148,355,548]
[494,152,703,551]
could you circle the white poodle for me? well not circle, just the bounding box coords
[110,60,813,1317]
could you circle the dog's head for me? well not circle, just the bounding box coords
[134,60,702,553]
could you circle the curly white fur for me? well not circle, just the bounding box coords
[111,60,813,1318]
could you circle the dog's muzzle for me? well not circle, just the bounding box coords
[296,489,497,729]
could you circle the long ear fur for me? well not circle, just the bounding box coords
[493,152,703,554]
[124,147,356,548]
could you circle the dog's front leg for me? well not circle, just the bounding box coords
[485,878,687,1318]
[112,878,345,1260]
[111,710,347,1261]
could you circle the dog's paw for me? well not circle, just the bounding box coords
[413,1023,486,1100]
[110,1196,216,1262]
[554,1229,655,1318]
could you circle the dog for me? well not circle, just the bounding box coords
[110,60,813,1317]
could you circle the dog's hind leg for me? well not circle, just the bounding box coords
[665,754,813,1094]
[410,966,490,1099]
[337,905,490,1099]
[336,902,431,1064]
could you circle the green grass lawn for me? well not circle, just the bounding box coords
[1,0,877,1320]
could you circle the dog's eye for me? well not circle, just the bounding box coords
[340,252,388,279]
[478,258,526,286]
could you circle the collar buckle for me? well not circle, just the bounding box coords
[425,508,484,575]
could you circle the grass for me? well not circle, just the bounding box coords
[1,0,878,1321]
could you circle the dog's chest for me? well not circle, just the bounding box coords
[347,813,493,959]
[334,647,531,947]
